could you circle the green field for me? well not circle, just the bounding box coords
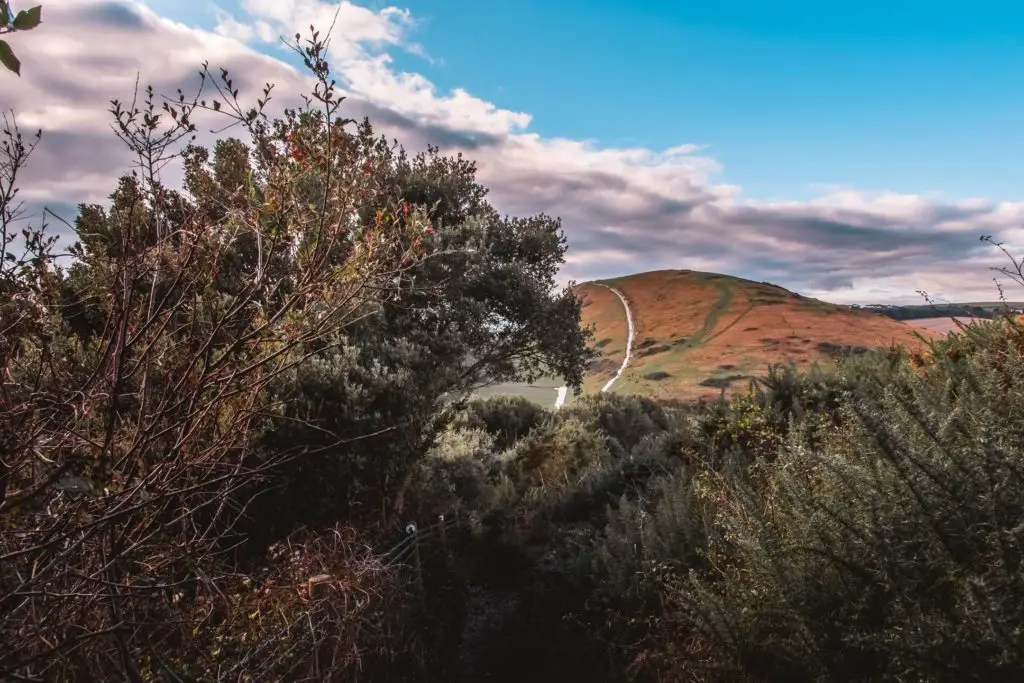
[473,375,577,407]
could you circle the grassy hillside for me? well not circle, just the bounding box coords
[584,269,934,400]
[482,269,937,405]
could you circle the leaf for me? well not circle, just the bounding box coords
[0,40,20,75]
[0,2,9,26]
[13,5,41,30]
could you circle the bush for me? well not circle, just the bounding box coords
[403,425,500,521]
[507,415,612,490]
[455,395,549,451]
[566,392,674,458]
[163,526,429,682]
[0,29,591,681]
[674,332,1024,681]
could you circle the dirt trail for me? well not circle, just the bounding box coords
[554,282,635,405]
[597,284,634,392]
[454,585,522,679]
[553,385,568,408]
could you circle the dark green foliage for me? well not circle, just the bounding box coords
[698,374,745,388]
[356,143,597,396]
[565,392,674,457]
[869,302,1008,321]
[664,326,1024,682]
[454,395,548,451]
[401,425,500,526]
[638,343,671,357]
[0,33,593,682]
[414,322,1024,682]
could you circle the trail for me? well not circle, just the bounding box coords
[678,280,733,351]
[553,386,568,408]
[554,282,635,407]
[598,284,635,392]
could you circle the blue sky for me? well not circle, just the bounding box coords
[381,0,1024,201]
[164,0,1024,198]
[169,0,1024,199]
[10,0,1024,304]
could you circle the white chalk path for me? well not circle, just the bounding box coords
[554,386,568,408]
[597,284,635,392]
[554,283,635,408]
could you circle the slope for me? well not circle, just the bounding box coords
[576,269,935,401]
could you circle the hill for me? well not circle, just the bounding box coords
[576,269,935,400]
[865,301,1024,321]
[484,269,938,405]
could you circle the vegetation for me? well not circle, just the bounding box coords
[0,2,42,75]
[866,302,1010,320]
[0,31,590,681]
[4,21,1024,683]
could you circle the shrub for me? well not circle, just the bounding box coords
[455,394,549,451]
[403,425,499,521]
[0,28,592,680]
[0,49,432,678]
[566,392,674,458]
[507,415,612,489]
[164,526,428,682]
[676,333,1024,681]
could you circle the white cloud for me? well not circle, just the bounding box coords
[5,0,1024,305]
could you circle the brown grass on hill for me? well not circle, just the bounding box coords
[574,270,936,401]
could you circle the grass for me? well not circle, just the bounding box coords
[473,375,572,407]
[479,270,938,404]
[576,269,935,401]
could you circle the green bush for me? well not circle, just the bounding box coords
[403,425,500,521]
[675,333,1024,681]
[455,395,549,451]
[566,392,674,458]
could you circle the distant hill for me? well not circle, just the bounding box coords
[862,301,1024,322]
[480,269,937,405]
[575,270,934,401]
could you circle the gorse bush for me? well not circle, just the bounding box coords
[0,29,591,681]
[454,394,548,451]
[450,327,1024,683]
[659,329,1024,682]
[403,425,499,522]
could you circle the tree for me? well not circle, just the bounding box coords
[0,31,438,680]
[0,26,594,679]
[168,82,594,529]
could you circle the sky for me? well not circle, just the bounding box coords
[4,0,1024,304]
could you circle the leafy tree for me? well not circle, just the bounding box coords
[169,98,594,529]
[0,24,596,679]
